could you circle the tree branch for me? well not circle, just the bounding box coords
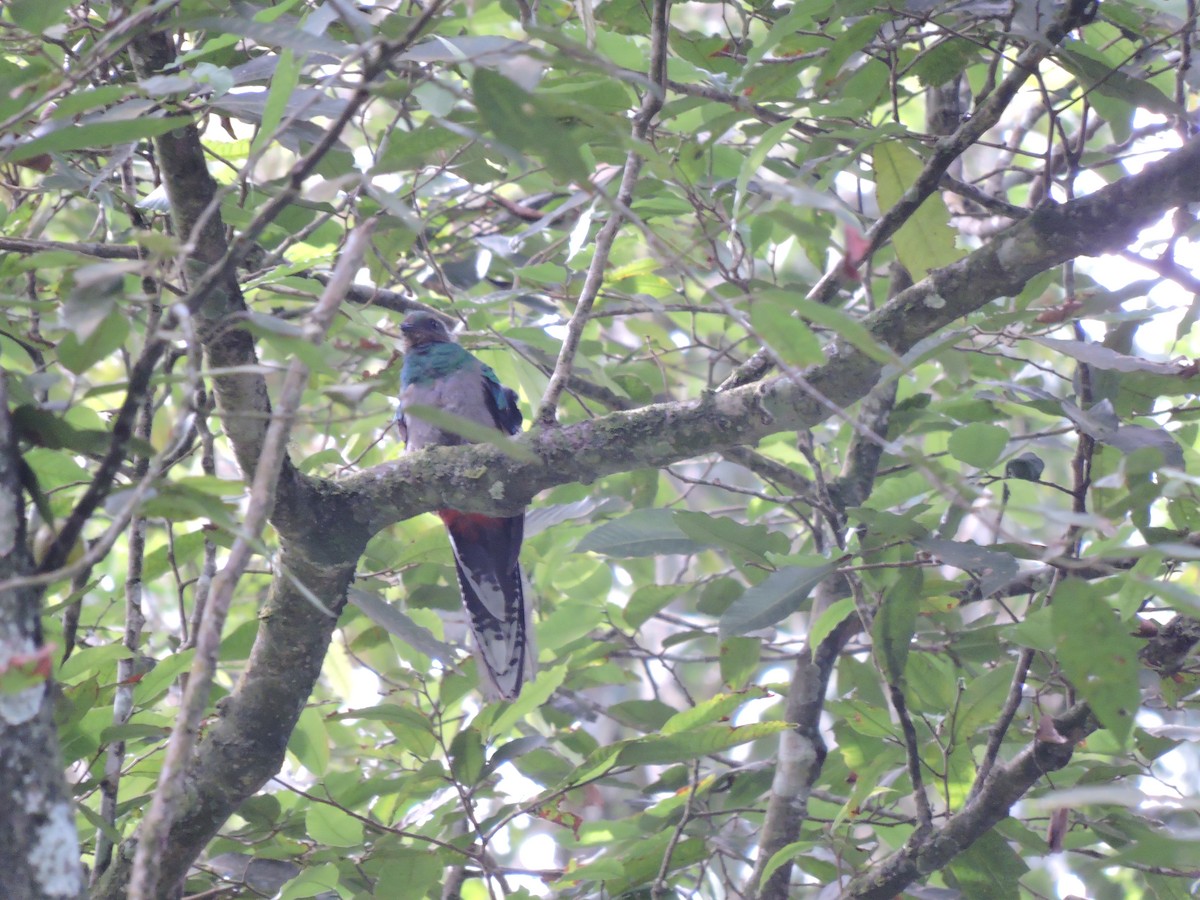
[839,703,1096,899]
[351,135,1200,526]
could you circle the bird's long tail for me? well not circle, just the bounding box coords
[439,510,534,700]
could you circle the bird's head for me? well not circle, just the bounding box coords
[400,312,453,350]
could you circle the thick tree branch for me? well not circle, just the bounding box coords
[127,30,284,489]
[0,372,85,900]
[351,135,1200,525]
[92,548,359,899]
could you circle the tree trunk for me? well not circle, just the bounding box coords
[0,371,85,900]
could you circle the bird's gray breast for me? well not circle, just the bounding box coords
[400,366,495,451]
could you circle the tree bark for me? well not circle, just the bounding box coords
[0,372,85,900]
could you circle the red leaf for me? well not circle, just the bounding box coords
[839,226,870,282]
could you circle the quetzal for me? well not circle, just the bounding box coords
[396,312,533,700]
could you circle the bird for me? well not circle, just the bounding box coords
[396,311,533,700]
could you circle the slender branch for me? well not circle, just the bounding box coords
[35,337,165,575]
[652,759,702,899]
[535,0,671,424]
[92,357,157,882]
[967,646,1035,801]
[887,679,934,834]
[0,236,141,260]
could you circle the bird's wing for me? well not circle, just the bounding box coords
[395,403,408,444]
[480,363,523,435]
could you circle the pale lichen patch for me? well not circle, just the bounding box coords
[30,801,83,898]
[0,633,45,725]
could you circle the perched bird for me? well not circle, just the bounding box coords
[396,312,533,700]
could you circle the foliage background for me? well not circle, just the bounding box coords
[2,0,1200,898]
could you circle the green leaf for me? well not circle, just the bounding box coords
[488,665,568,735]
[661,687,769,735]
[944,829,1028,899]
[1052,579,1141,744]
[917,538,1018,597]
[760,841,814,888]
[132,650,195,708]
[783,293,903,365]
[817,15,888,89]
[911,37,979,88]
[1057,44,1184,117]
[400,404,537,461]
[471,69,587,181]
[736,117,798,210]
[192,16,353,56]
[952,663,1016,744]
[617,721,790,765]
[57,643,132,684]
[57,309,129,376]
[449,726,485,785]
[251,47,301,158]
[809,596,858,650]
[749,300,825,367]
[279,862,343,900]
[719,564,836,637]
[873,141,962,279]
[576,509,706,557]
[8,0,72,34]
[872,567,922,681]
[608,699,675,731]
[2,114,192,164]
[624,584,684,629]
[719,636,762,689]
[947,422,1008,469]
[143,531,207,582]
[348,587,457,663]
[289,706,330,776]
[673,510,790,566]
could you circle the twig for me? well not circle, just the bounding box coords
[35,335,165,575]
[652,759,702,898]
[886,679,934,835]
[967,646,1035,801]
[839,704,1096,899]
[92,347,158,882]
[0,236,141,259]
